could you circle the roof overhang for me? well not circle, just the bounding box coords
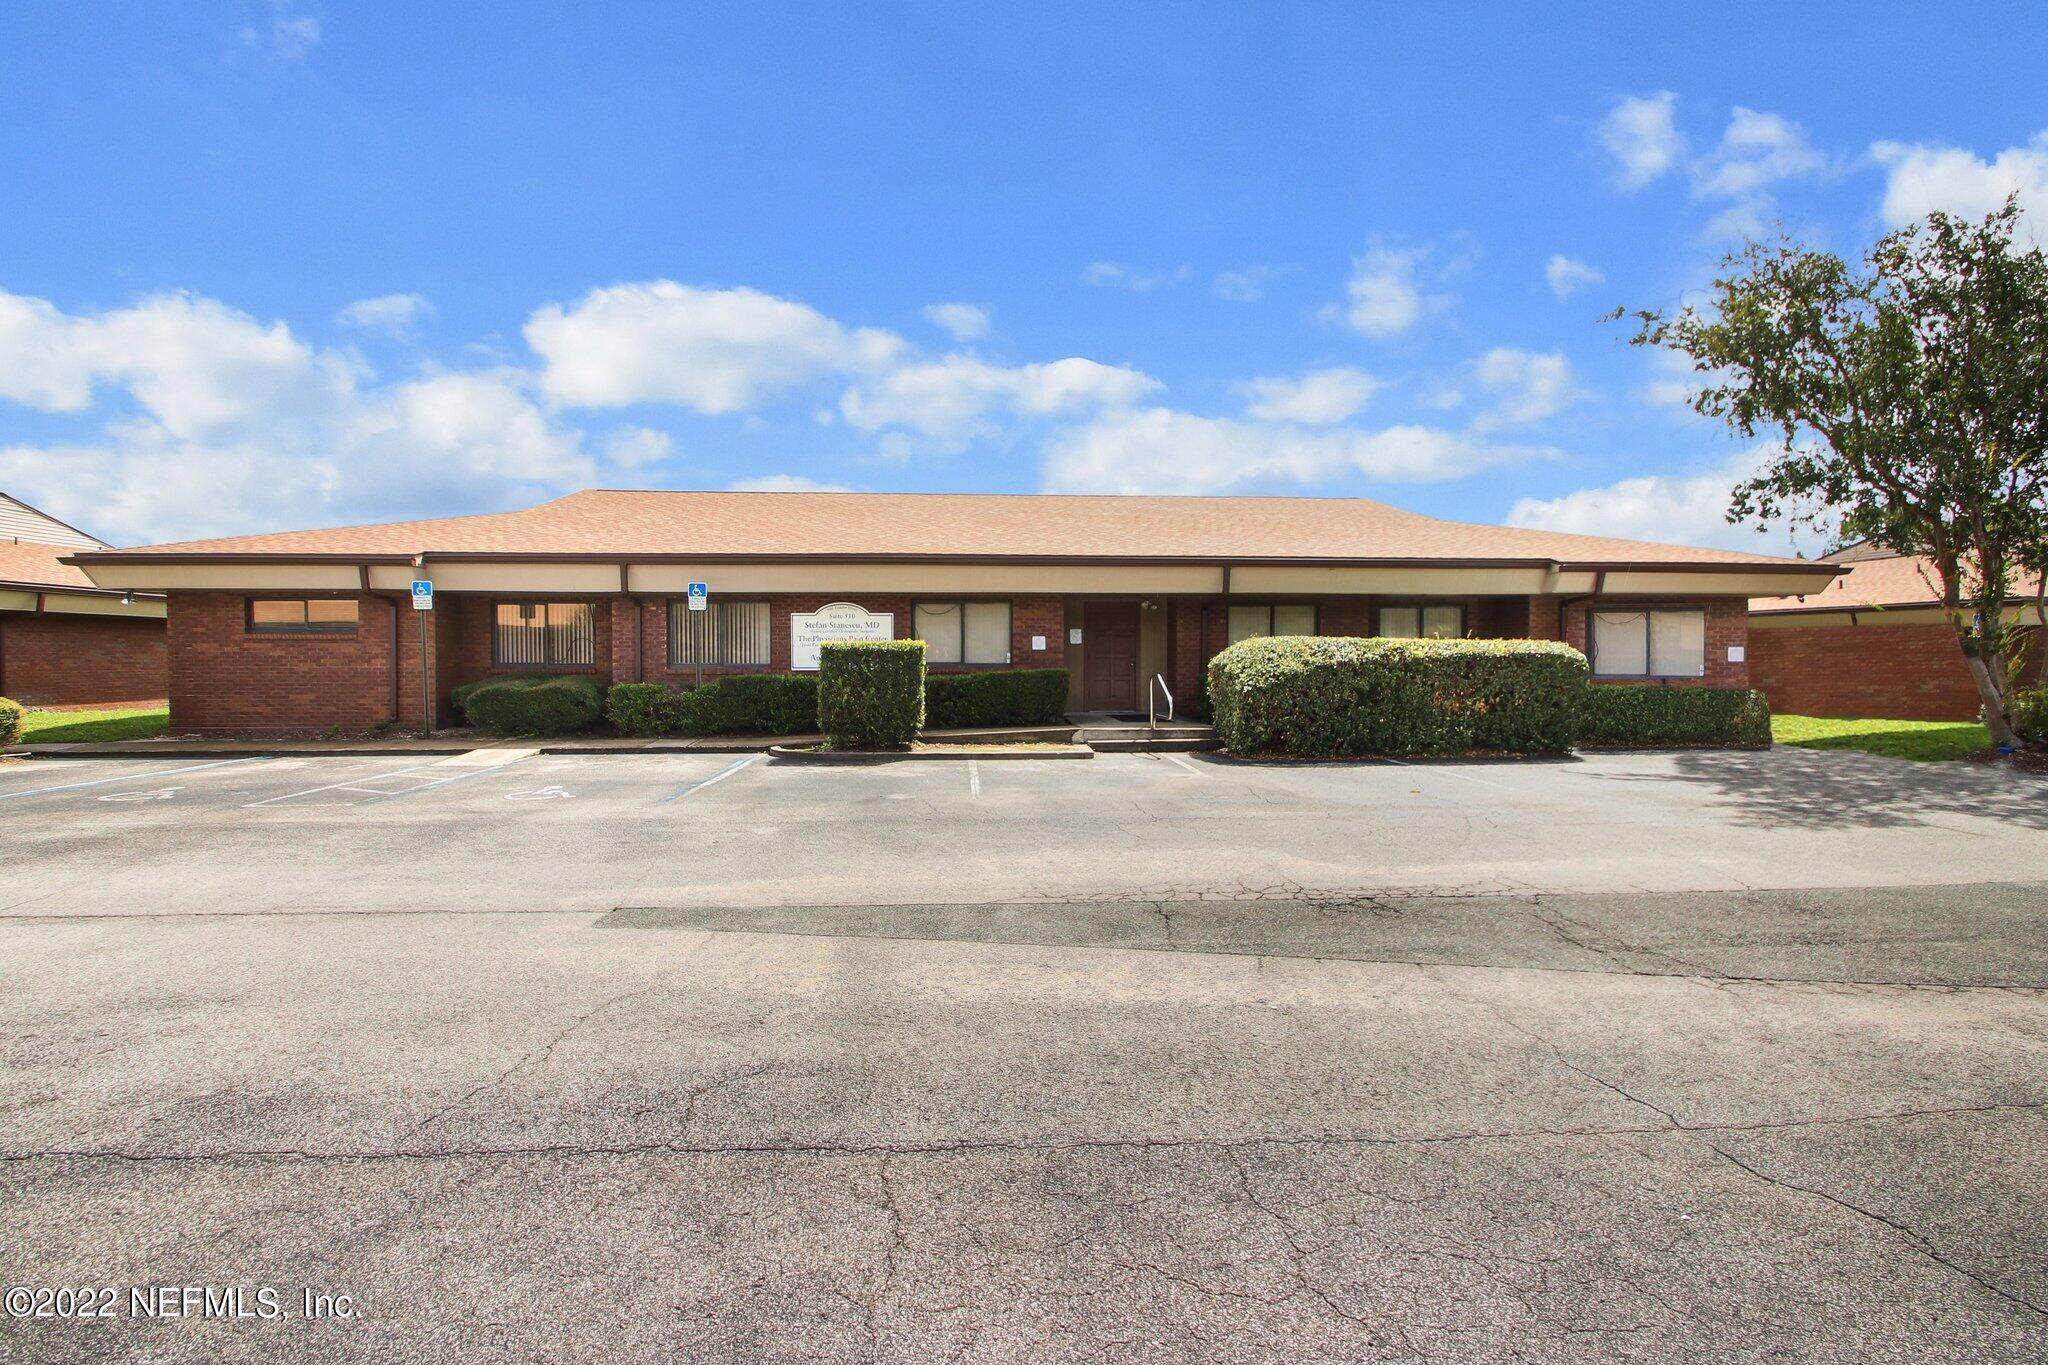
[67,551,1841,599]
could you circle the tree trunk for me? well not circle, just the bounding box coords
[1964,644,2021,747]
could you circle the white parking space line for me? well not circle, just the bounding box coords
[968,760,981,800]
[658,754,760,804]
[243,751,535,809]
[1162,754,1207,778]
[0,757,265,802]
[1384,757,1513,791]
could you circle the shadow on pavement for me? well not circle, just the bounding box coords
[1595,745,2048,831]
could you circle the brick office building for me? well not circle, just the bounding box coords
[1749,544,2044,721]
[67,489,1837,736]
[0,493,167,708]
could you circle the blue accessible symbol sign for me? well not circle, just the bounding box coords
[687,581,709,611]
[410,580,434,611]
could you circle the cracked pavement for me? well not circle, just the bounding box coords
[2,748,2046,1361]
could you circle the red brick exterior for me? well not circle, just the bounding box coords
[0,611,167,706]
[157,587,1758,734]
[169,591,401,734]
[1748,618,2045,721]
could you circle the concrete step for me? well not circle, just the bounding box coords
[1086,735,1225,754]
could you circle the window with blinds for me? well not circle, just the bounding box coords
[669,600,771,667]
[1590,609,1705,678]
[492,601,597,666]
[913,601,1010,664]
[1377,604,1464,639]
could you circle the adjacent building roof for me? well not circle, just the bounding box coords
[73,489,1836,571]
[0,538,135,596]
[1752,547,2040,614]
[0,492,107,551]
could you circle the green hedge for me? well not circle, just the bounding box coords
[818,640,926,748]
[452,674,606,736]
[2008,686,2048,747]
[0,697,22,747]
[604,682,688,737]
[1209,637,1588,757]
[686,673,819,736]
[924,668,1070,728]
[1577,684,1771,748]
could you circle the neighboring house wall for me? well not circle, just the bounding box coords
[0,614,167,706]
[1748,617,2045,721]
[0,493,105,550]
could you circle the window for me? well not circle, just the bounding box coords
[669,600,770,667]
[914,601,1010,665]
[493,601,596,666]
[247,598,359,635]
[1377,604,1463,639]
[1226,603,1316,644]
[1591,609,1705,678]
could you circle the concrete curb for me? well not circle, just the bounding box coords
[766,745,1093,762]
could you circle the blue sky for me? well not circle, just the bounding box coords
[1,2,2044,550]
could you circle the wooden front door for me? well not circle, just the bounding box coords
[1082,601,1140,711]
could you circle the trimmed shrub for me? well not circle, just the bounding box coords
[1577,684,1771,748]
[453,674,605,736]
[924,668,1070,728]
[818,640,926,748]
[605,682,688,737]
[0,696,22,746]
[684,673,820,737]
[2008,686,2048,747]
[1209,637,1588,757]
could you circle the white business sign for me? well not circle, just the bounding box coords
[789,602,895,671]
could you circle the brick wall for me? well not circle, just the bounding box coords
[1748,618,2045,721]
[1561,599,1749,688]
[0,612,167,706]
[168,591,399,734]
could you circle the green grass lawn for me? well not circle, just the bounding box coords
[16,705,170,744]
[1771,713,1989,762]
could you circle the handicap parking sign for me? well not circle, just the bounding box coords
[687,581,708,611]
[410,580,434,610]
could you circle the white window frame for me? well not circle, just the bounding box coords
[913,600,1012,666]
[1377,603,1464,640]
[1590,608,1707,679]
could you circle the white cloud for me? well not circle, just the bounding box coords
[1692,107,1824,199]
[1598,92,1686,190]
[728,474,853,493]
[1214,265,1284,303]
[1473,348,1577,431]
[600,426,674,470]
[838,355,1158,444]
[1544,255,1605,300]
[0,288,590,544]
[1082,261,1183,291]
[1324,243,1433,338]
[339,292,431,333]
[1235,367,1382,425]
[1504,447,1821,553]
[1871,130,2048,248]
[921,302,990,341]
[1042,408,1542,495]
[526,281,904,413]
[240,5,320,60]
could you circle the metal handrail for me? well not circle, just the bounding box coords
[1149,673,1174,729]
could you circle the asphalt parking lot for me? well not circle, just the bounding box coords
[3,747,2047,1362]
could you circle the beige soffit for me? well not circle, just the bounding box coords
[625,561,1228,595]
[35,592,168,619]
[75,562,363,592]
[1597,569,1831,598]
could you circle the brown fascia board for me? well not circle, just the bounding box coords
[64,549,1843,576]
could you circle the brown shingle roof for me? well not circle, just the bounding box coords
[1752,550,2041,613]
[1,538,107,593]
[75,489,1835,570]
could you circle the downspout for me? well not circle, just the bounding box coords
[386,593,402,727]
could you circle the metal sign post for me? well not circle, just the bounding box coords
[411,580,434,732]
[687,583,708,687]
